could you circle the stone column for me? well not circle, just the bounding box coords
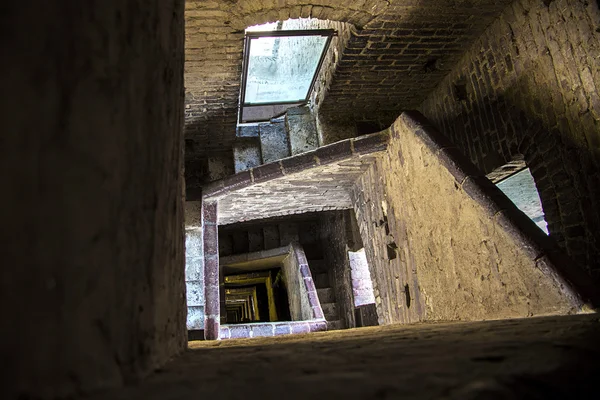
[203,201,220,339]
[185,201,205,331]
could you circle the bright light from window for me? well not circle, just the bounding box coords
[239,28,335,123]
[246,22,279,32]
[496,168,549,234]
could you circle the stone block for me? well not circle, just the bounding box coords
[184,201,202,229]
[187,306,205,330]
[229,324,250,339]
[233,140,262,173]
[290,322,310,334]
[204,317,220,341]
[247,229,263,252]
[263,226,280,249]
[260,122,290,163]
[237,124,259,138]
[286,106,319,156]
[280,152,318,175]
[251,324,274,338]
[252,162,283,183]
[308,321,327,332]
[185,232,203,258]
[279,223,299,245]
[203,225,219,256]
[316,139,353,164]
[185,257,204,283]
[186,281,205,307]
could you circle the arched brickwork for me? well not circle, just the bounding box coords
[420,0,600,277]
[184,0,387,157]
[184,0,513,183]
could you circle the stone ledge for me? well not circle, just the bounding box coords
[203,130,390,199]
[219,320,328,340]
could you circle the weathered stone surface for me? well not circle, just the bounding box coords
[352,112,585,325]
[187,306,206,330]
[1,1,187,398]
[286,106,319,156]
[260,121,290,164]
[233,139,262,173]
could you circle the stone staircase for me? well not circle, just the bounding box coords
[233,106,319,174]
[219,219,346,331]
[310,259,345,331]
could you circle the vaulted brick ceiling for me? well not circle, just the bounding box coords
[184,0,512,159]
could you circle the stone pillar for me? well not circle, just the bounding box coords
[203,201,220,339]
[185,201,205,331]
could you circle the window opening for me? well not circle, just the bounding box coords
[239,27,336,123]
[496,168,549,234]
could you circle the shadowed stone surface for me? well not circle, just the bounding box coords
[87,314,599,400]
[2,1,187,398]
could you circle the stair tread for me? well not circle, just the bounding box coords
[313,272,330,289]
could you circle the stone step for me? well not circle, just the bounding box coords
[327,320,345,331]
[321,302,339,321]
[308,259,327,274]
[317,288,335,304]
[313,273,330,289]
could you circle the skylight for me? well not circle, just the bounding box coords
[239,28,336,123]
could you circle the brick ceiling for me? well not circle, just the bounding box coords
[184,0,512,158]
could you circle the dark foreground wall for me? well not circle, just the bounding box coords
[420,0,600,277]
[0,1,186,398]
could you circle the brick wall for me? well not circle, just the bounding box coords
[420,0,600,277]
[352,112,584,325]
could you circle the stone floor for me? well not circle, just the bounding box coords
[88,314,599,399]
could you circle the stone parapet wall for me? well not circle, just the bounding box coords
[352,112,594,325]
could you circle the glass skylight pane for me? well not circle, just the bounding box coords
[244,34,329,104]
